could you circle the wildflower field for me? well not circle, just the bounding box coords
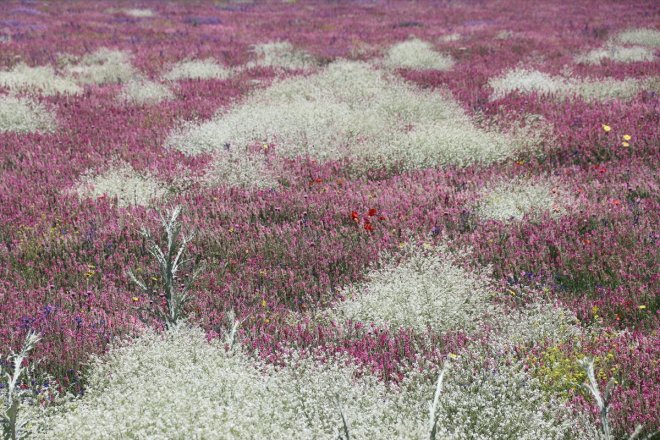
[0,0,658,438]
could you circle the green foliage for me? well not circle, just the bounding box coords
[128,206,204,328]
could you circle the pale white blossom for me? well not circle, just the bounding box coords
[383,39,455,70]
[73,163,168,207]
[0,96,56,133]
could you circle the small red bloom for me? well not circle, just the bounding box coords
[367,208,377,217]
[364,222,374,231]
[351,211,359,222]
[378,215,386,221]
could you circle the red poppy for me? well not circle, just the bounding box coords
[350,211,359,222]
[611,199,621,206]
[364,222,374,231]
[378,215,386,221]
[367,208,377,216]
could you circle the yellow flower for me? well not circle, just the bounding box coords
[622,134,631,141]
[132,296,139,302]
[448,353,458,359]
[261,299,267,307]
[638,305,646,310]
[622,142,630,147]
[422,242,433,250]
[602,124,611,132]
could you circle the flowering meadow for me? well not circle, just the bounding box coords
[0,0,658,438]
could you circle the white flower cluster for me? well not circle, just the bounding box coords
[496,31,515,40]
[0,64,81,96]
[487,302,584,347]
[398,345,594,440]
[0,96,56,133]
[383,39,455,70]
[576,28,659,64]
[489,69,565,99]
[30,326,415,439]
[162,58,232,81]
[122,8,155,18]
[64,48,137,85]
[118,78,174,105]
[614,28,660,47]
[438,33,461,43]
[202,150,281,189]
[334,243,492,333]
[488,68,650,102]
[573,77,651,101]
[575,45,655,64]
[247,41,317,70]
[30,324,592,439]
[0,49,142,98]
[476,177,567,222]
[73,163,168,208]
[167,61,517,170]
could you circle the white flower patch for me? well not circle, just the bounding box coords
[118,78,174,105]
[122,8,155,18]
[167,61,517,170]
[246,41,317,70]
[383,38,455,70]
[477,178,567,222]
[73,163,168,208]
[487,302,584,347]
[496,30,515,40]
[0,96,56,133]
[572,77,647,101]
[398,346,595,440]
[334,243,492,333]
[30,325,592,440]
[64,48,137,85]
[30,326,414,439]
[489,68,567,100]
[163,58,232,81]
[575,45,655,64]
[202,149,280,189]
[488,68,650,102]
[614,28,660,48]
[0,63,81,96]
[438,33,461,43]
